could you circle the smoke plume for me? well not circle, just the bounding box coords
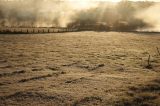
[0,0,79,27]
[0,0,159,32]
[136,4,160,32]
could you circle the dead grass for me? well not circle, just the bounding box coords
[116,78,160,106]
[0,70,25,78]
[0,32,160,106]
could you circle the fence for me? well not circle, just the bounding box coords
[0,27,78,34]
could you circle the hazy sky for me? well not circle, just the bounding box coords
[3,0,160,1]
[4,0,160,1]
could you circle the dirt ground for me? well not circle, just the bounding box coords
[0,32,160,106]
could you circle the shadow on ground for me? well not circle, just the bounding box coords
[115,78,160,106]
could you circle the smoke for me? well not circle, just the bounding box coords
[135,4,160,32]
[0,0,159,32]
[69,1,151,31]
[0,0,84,27]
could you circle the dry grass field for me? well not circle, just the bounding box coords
[0,31,160,106]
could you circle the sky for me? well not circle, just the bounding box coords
[3,0,160,2]
[67,0,160,2]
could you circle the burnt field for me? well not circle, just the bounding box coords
[0,32,160,106]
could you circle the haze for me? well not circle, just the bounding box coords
[0,0,160,31]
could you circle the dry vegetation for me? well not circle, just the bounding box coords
[0,31,160,106]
